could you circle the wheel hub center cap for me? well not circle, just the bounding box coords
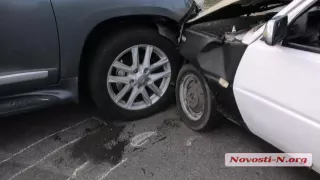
[185,80,204,113]
[137,75,147,86]
[187,90,198,108]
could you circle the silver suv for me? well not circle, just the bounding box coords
[0,0,198,119]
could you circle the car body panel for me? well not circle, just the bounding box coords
[0,0,60,95]
[180,29,247,84]
[180,0,310,86]
[181,0,320,173]
[0,0,194,116]
[178,0,288,124]
[234,39,320,173]
[234,0,320,173]
[50,0,194,78]
[179,29,248,124]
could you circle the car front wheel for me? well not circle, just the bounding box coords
[176,64,218,131]
[89,27,180,120]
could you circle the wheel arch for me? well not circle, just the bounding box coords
[78,15,180,102]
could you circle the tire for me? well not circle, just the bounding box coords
[89,27,180,120]
[176,64,218,131]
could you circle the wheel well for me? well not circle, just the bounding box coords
[78,15,179,103]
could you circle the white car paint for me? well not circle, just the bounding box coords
[234,0,320,173]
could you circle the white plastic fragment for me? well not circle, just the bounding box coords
[219,78,229,88]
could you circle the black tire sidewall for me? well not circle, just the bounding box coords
[90,28,180,120]
[176,64,217,131]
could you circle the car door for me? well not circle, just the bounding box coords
[0,0,59,96]
[233,1,320,172]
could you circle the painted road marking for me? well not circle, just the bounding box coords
[97,158,128,180]
[66,161,89,180]
[0,117,96,165]
[7,129,99,180]
[92,117,108,127]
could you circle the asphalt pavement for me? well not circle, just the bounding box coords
[0,104,319,180]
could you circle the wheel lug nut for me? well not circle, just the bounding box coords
[134,69,138,73]
[130,80,134,84]
[144,69,149,74]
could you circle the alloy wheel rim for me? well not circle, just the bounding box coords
[107,45,171,110]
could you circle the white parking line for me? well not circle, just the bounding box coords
[92,117,108,127]
[7,129,99,180]
[97,158,128,180]
[0,117,95,165]
[66,161,89,180]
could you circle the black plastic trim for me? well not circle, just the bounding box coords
[285,42,320,54]
[0,77,78,116]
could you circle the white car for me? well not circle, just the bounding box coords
[177,0,320,173]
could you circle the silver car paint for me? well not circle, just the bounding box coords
[0,0,193,84]
[0,0,60,85]
[50,0,194,78]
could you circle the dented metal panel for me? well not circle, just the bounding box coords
[197,43,247,84]
[179,27,248,124]
[180,29,222,65]
[179,28,247,86]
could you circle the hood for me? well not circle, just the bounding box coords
[187,0,291,25]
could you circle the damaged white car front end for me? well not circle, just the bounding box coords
[178,0,320,174]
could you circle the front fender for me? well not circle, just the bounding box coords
[180,29,248,85]
[50,0,193,78]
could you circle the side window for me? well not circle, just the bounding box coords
[284,3,320,52]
